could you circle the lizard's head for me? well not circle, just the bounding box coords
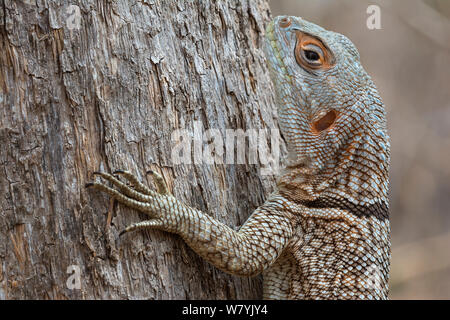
[265,16,390,204]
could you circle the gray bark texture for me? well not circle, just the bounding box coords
[0,0,279,299]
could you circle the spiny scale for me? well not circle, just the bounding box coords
[86,16,390,300]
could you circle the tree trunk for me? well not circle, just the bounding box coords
[0,0,278,299]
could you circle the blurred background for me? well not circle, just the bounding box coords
[270,0,450,299]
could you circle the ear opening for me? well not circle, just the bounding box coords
[312,110,337,133]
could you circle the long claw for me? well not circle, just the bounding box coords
[92,171,156,201]
[113,170,155,196]
[119,220,163,236]
[87,182,159,217]
[146,170,169,195]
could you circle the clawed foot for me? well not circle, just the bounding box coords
[86,170,176,236]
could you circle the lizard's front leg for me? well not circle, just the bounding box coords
[86,170,295,276]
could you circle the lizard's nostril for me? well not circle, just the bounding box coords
[279,17,291,28]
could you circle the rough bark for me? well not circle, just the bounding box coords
[0,0,278,299]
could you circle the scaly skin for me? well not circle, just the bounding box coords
[86,16,390,300]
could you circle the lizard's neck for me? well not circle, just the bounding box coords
[277,145,389,213]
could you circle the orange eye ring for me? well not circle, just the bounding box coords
[294,31,334,70]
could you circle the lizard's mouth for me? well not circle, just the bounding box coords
[264,19,284,67]
[264,17,296,97]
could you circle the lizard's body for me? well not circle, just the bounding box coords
[87,16,390,300]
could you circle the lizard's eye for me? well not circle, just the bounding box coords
[312,110,337,133]
[303,50,320,62]
[301,45,323,66]
[294,31,334,70]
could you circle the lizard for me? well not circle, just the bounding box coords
[86,15,391,300]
